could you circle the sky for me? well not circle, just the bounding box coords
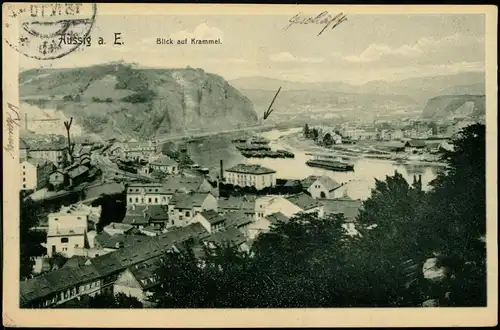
[19,12,486,85]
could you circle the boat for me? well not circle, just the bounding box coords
[305,154,354,172]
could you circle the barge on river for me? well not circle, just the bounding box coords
[305,153,354,172]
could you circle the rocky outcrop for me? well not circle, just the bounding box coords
[421,95,485,120]
[19,63,258,139]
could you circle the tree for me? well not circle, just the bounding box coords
[303,123,310,138]
[20,198,46,280]
[419,123,486,306]
[354,171,427,306]
[85,292,143,308]
[323,133,333,146]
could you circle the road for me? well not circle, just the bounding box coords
[153,123,276,144]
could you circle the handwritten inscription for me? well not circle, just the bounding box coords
[3,103,21,159]
[284,11,347,36]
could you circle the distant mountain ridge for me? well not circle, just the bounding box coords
[230,72,485,121]
[19,63,258,139]
[230,72,485,100]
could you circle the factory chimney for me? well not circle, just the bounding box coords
[220,160,224,182]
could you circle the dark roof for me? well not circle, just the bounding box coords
[122,206,149,225]
[301,175,319,189]
[20,263,101,305]
[29,143,67,151]
[265,212,290,225]
[150,155,178,166]
[20,224,210,306]
[62,256,89,269]
[19,138,29,149]
[146,205,168,222]
[224,211,253,227]
[171,192,211,209]
[225,163,276,175]
[405,140,427,148]
[199,210,226,225]
[286,193,321,210]
[202,226,247,247]
[218,196,255,212]
[128,255,164,290]
[127,177,208,195]
[320,199,363,222]
[67,165,88,179]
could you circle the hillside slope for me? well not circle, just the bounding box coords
[422,95,485,120]
[19,63,258,139]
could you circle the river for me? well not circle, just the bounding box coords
[244,128,445,200]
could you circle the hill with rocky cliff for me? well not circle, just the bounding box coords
[421,95,485,120]
[19,63,258,139]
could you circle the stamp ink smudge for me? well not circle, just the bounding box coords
[3,3,97,60]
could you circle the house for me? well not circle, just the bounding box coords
[20,158,55,191]
[47,227,87,258]
[113,255,164,306]
[49,203,102,229]
[122,205,150,229]
[247,212,289,240]
[123,141,157,160]
[218,196,257,219]
[224,164,277,190]
[46,203,102,257]
[391,129,404,140]
[224,211,254,237]
[302,175,343,199]
[192,210,227,233]
[145,205,169,230]
[20,223,209,308]
[168,192,218,228]
[148,155,179,175]
[257,193,324,218]
[49,169,67,190]
[127,183,173,206]
[27,142,68,168]
[404,140,427,153]
[201,226,249,253]
[20,138,29,161]
[439,140,455,152]
[126,177,213,206]
[66,164,90,186]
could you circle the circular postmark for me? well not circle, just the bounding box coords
[4,3,97,60]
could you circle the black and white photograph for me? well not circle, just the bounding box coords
[2,3,497,327]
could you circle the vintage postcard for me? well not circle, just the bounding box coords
[2,3,498,327]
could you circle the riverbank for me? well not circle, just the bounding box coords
[279,133,447,167]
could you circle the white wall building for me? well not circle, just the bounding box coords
[20,158,54,191]
[224,164,276,190]
[46,203,102,257]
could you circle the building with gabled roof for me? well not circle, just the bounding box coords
[168,192,217,228]
[303,175,344,199]
[191,210,227,234]
[149,155,179,174]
